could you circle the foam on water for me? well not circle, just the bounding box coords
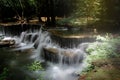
[11,28,90,80]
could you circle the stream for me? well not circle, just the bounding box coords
[0,25,94,80]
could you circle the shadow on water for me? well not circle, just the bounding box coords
[0,48,35,80]
[0,24,45,80]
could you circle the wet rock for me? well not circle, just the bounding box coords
[50,34,96,48]
[0,39,15,47]
[43,47,85,64]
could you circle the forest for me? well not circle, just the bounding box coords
[0,0,120,30]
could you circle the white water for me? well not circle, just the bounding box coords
[11,28,90,80]
[43,43,88,80]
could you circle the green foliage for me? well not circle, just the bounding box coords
[87,34,119,59]
[57,0,120,27]
[83,34,120,73]
[0,68,9,80]
[82,63,95,74]
[77,0,102,17]
[1,0,120,25]
[57,0,103,26]
[27,61,44,71]
[25,61,45,80]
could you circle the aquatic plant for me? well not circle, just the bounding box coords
[25,61,45,80]
[27,61,44,71]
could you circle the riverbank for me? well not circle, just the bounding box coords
[79,58,120,80]
[79,34,120,80]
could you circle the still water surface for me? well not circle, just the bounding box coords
[0,47,35,80]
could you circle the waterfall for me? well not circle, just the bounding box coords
[33,29,90,80]
[12,30,39,51]
[12,28,94,80]
[43,43,88,80]
[0,26,5,35]
[32,29,51,60]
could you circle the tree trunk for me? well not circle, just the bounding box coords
[50,0,56,25]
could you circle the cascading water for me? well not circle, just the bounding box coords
[31,29,51,60]
[12,29,40,51]
[43,43,88,80]
[9,27,92,80]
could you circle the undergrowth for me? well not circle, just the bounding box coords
[82,33,120,74]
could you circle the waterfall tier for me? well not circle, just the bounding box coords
[0,25,97,80]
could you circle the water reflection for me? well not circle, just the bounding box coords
[0,48,35,80]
